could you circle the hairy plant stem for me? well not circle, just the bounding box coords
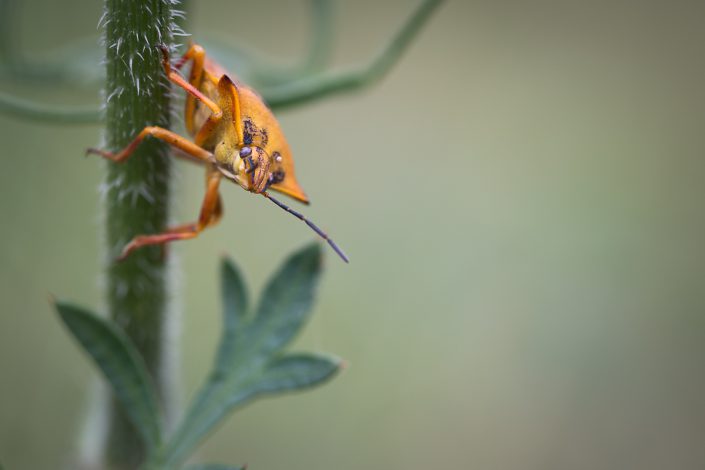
[100,1,180,468]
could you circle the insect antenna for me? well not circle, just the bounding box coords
[263,192,349,263]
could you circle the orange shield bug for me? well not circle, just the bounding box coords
[88,44,348,262]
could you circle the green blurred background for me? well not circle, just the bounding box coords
[2,0,705,468]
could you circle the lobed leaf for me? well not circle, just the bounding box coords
[158,243,339,467]
[216,257,250,372]
[54,302,162,452]
[255,353,341,394]
[220,257,249,330]
[247,243,322,358]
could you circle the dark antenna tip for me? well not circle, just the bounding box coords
[263,192,349,263]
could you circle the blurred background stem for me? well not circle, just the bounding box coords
[97,1,180,468]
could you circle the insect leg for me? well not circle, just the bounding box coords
[172,43,201,71]
[160,43,210,135]
[86,126,213,163]
[118,170,223,259]
[159,45,221,124]
[170,43,207,72]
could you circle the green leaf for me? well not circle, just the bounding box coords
[156,243,340,467]
[248,242,322,358]
[216,257,249,371]
[221,257,249,332]
[256,353,341,394]
[54,302,162,451]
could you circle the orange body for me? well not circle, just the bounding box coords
[87,43,348,262]
[185,53,309,203]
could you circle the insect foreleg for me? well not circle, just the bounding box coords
[86,126,213,163]
[118,170,223,259]
[159,45,222,124]
[161,43,213,135]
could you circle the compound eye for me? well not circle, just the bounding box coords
[239,147,252,158]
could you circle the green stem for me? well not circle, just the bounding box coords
[252,0,335,87]
[263,0,443,109]
[0,92,100,124]
[98,1,180,468]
